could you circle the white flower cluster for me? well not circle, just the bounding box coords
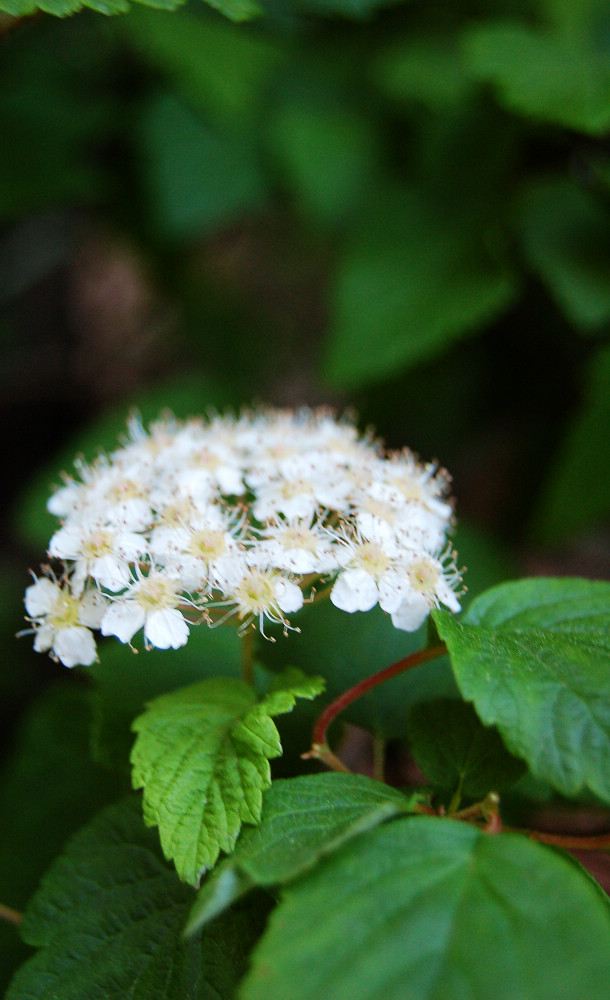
[23,408,462,668]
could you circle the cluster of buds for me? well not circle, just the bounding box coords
[23,408,462,667]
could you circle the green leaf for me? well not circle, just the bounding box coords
[240,816,610,1000]
[138,92,267,243]
[187,772,417,933]
[123,8,281,124]
[434,578,610,801]
[373,31,474,111]
[259,600,458,738]
[279,0,404,20]
[268,101,378,223]
[407,698,526,802]
[0,0,185,18]
[0,685,123,995]
[323,187,516,388]
[514,176,610,329]
[90,616,243,772]
[531,346,610,544]
[6,798,266,1000]
[462,18,610,135]
[131,671,324,884]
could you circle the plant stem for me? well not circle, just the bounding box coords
[514,828,610,850]
[307,642,447,771]
[0,903,23,927]
[241,627,255,686]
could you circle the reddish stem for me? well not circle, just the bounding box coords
[309,642,447,763]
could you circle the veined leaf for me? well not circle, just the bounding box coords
[187,772,418,934]
[435,578,610,801]
[240,816,610,1000]
[131,670,324,885]
[6,798,265,1000]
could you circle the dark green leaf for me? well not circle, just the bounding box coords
[435,578,610,801]
[123,8,281,124]
[531,347,610,544]
[259,600,458,738]
[0,685,123,995]
[187,772,417,933]
[6,798,265,1000]
[515,176,610,329]
[462,18,610,135]
[240,816,610,1000]
[269,101,378,223]
[323,187,516,388]
[407,698,526,801]
[131,671,324,884]
[138,93,267,243]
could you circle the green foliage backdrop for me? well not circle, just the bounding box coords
[1,0,610,994]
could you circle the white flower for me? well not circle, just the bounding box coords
[218,567,304,636]
[101,571,189,649]
[49,522,145,595]
[25,406,463,662]
[24,577,105,667]
[389,551,461,631]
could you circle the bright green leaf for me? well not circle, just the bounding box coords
[323,187,516,388]
[462,19,610,135]
[240,816,610,1000]
[407,698,526,801]
[531,346,610,544]
[514,176,610,329]
[6,798,266,1000]
[435,578,610,801]
[131,671,324,884]
[187,772,417,933]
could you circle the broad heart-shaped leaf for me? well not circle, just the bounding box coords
[260,601,458,738]
[434,578,610,802]
[131,670,324,885]
[462,19,610,135]
[187,772,419,934]
[531,346,610,545]
[6,798,267,1000]
[240,816,610,1000]
[407,698,526,802]
[514,176,610,330]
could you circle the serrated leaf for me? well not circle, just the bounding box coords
[514,176,610,329]
[0,685,123,995]
[434,578,610,801]
[6,798,266,1000]
[131,671,324,884]
[323,186,516,388]
[259,600,458,737]
[462,19,610,135]
[0,0,184,16]
[187,772,417,933]
[531,346,610,544]
[240,816,610,1000]
[407,698,526,802]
